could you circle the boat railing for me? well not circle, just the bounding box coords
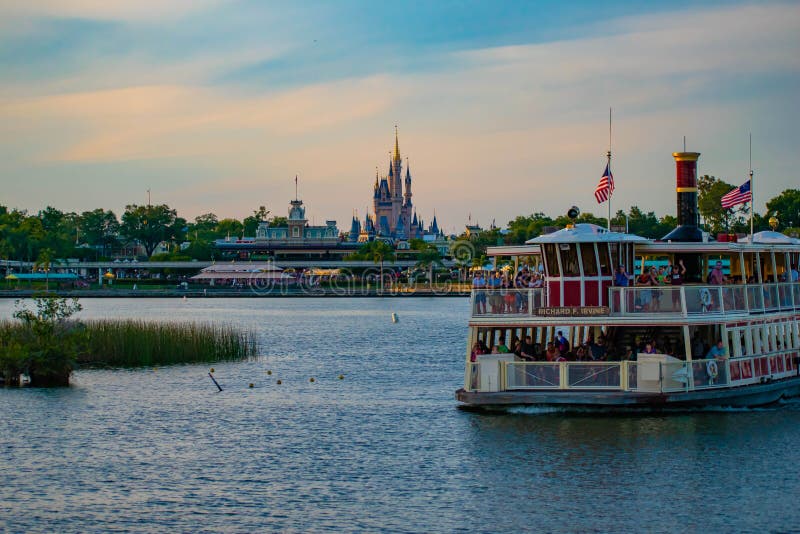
[609,282,800,318]
[468,352,799,393]
[470,288,545,317]
[469,282,799,319]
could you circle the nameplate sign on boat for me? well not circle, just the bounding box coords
[535,306,609,317]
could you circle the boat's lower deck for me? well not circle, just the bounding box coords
[456,375,800,409]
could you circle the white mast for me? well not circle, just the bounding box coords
[749,133,754,241]
[607,107,612,231]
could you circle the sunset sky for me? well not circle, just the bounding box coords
[1,1,798,233]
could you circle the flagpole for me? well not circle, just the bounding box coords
[607,107,612,231]
[749,133,754,241]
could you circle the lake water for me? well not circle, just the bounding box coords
[2,297,800,533]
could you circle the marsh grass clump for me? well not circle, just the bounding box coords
[0,297,85,387]
[79,320,257,368]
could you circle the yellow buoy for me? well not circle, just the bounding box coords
[276,379,282,385]
[338,374,344,380]
[249,383,254,388]
[391,312,398,323]
[309,377,315,383]
[267,370,272,375]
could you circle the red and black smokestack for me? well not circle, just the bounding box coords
[662,151,703,242]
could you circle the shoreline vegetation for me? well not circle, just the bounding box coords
[0,287,470,298]
[0,296,257,387]
[79,320,257,368]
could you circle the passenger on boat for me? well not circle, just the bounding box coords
[614,265,630,287]
[623,346,635,361]
[642,342,657,355]
[589,336,607,361]
[636,270,658,311]
[657,266,668,285]
[709,261,727,285]
[545,343,560,362]
[691,332,705,359]
[519,336,537,361]
[555,331,570,354]
[488,272,503,313]
[470,341,486,362]
[791,264,799,282]
[530,273,544,288]
[669,260,686,309]
[472,272,487,314]
[706,340,726,360]
[495,336,510,354]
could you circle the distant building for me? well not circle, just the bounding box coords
[214,196,356,260]
[354,127,445,245]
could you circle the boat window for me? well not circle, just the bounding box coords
[775,252,787,280]
[597,243,612,275]
[580,243,598,276]
[743,252,758,283]
[728,328,742,358]
[609,243,619,268]
[759,252,774,282]
[559,244,580,276]
[730,253,744,283]
[543,244,560,276]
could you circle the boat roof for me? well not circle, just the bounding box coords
[525,223,649,244]
[737,230,800,245]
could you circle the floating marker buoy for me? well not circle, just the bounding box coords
[309,377,315,383]
[338,374,344,380]
[183,295,187,302]
[391,312,398,323]
[267,370,272,375]
[276,379,282,385]
[249,383,254,388]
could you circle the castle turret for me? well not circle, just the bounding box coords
[348,215,361,242]
[404,159,412,207]
[429,213,439,235]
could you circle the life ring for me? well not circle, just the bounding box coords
[706,359,719,379]
[700,288,713,307]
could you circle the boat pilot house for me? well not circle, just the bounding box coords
[457,151,800,409]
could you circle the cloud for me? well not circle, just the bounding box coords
[0,2,798,228]
[0,0,227,22]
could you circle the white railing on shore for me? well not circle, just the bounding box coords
[466,352,799,394]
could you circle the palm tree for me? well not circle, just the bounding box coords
[415,245,443,288]
[370,241,395,291]
[34,248,55,293]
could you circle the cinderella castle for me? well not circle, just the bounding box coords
[348,128,441,243]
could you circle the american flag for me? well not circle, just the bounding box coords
[721,180,751,209]
[594,163,614,203]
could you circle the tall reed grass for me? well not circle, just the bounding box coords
[79,320,257,367]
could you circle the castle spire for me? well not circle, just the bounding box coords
[393,124,401,162]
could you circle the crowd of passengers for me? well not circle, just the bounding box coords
[467,330,729,363]
[471,331,732,385]
[473,261,799,314]
[614,260,799,288]
[471,268,544,314]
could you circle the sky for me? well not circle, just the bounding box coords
[0,0,798,234]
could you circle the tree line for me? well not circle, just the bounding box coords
[0,180,797,264]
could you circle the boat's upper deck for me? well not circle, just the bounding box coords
[470,281,800,323]
[474,224,799,323]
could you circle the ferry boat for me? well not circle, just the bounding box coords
[456,151,800,410]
